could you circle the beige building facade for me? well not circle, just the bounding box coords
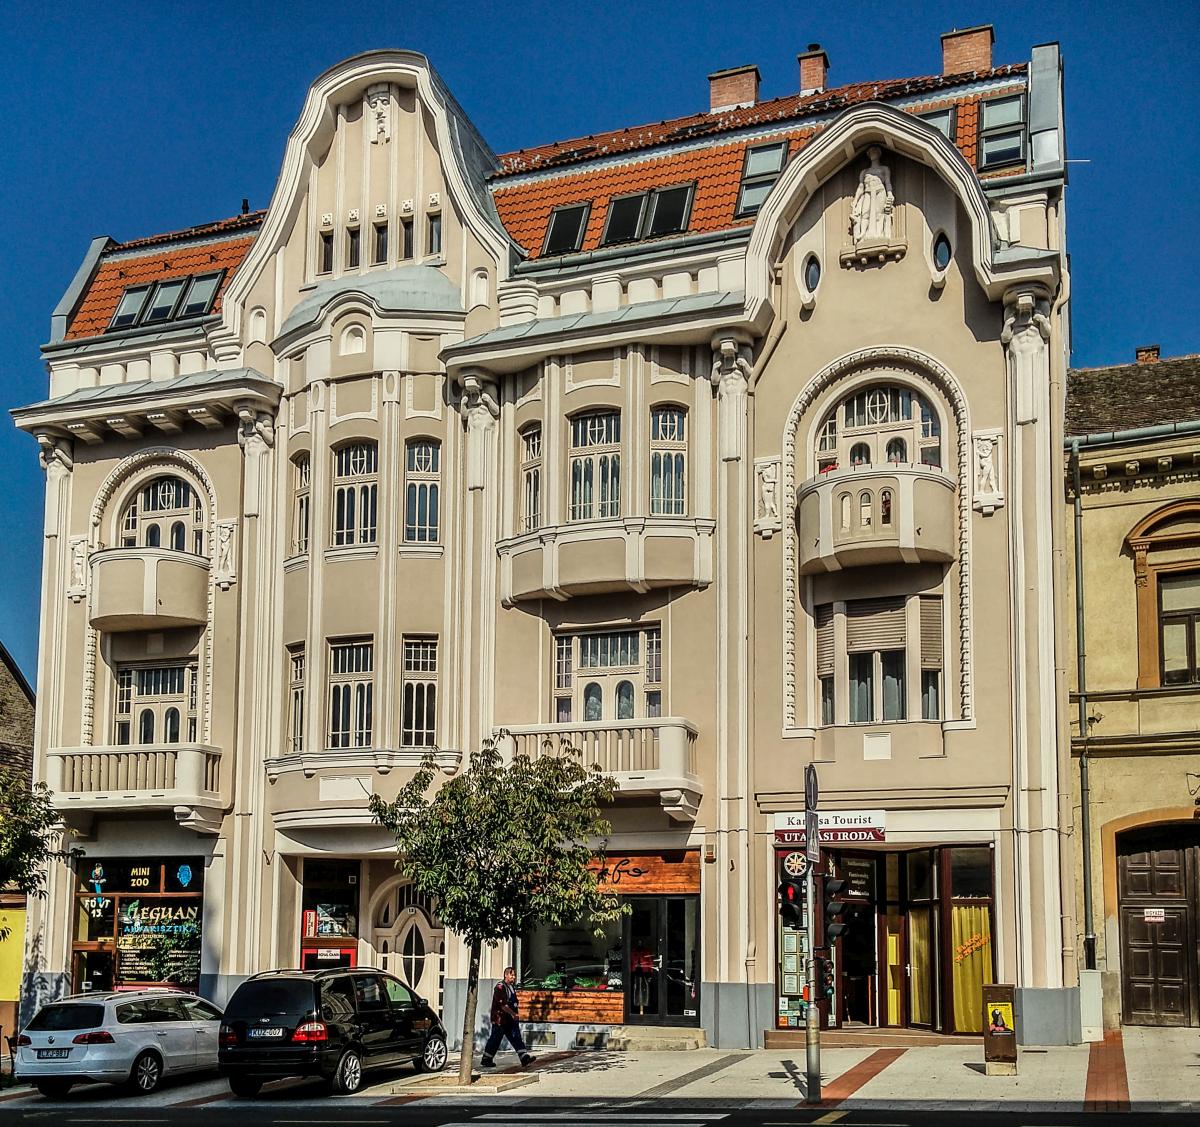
[16,26,1084,1045]
[1066,347,1200,1034]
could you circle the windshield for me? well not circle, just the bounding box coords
[27,1003,105,1031]
[224,979,315,1020]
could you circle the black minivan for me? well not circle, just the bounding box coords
[219,969,447,1096]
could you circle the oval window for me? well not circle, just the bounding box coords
[803,254,821,293]
[933,233,952,271]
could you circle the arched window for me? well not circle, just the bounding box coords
[839,493,852,532]
[292,455,311,554]
[164,707,181,744]
[138,709,155,744]
[333,442,378,546]
[521,426,541,533]
[815,385,943,470]
[405,440,441,543]
[340,324,367,355]
[121,474,204,554]
[583,682,603,722]
[570,411,621,521]
[881,489,893,527]
[859,492,873,529]
[650,407,687,516]
[616,680,635,720]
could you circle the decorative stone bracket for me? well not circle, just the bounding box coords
[754,457,782,538]
[971,430,1005,516]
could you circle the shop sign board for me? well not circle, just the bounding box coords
[983,983,1018,1075]
[774,810,887,846]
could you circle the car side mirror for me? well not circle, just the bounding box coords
[415,996,427,1008]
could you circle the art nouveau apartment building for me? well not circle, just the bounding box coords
[16,25,1083,1045]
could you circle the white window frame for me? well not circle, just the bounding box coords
[288,645,305,754]
[569,411,621,521]
[120,475,204,554]
[814,384,942,473]
[552,626,662,723]
[328,639,373,749]
[401,637,438,747]
[332,442,379,547]
[293,454,311,554]
[521,425,542,532]
[114,663,198,746]
[404,439,441,543]
[650,406,687,516]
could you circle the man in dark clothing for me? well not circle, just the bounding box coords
[481,966,533,1067]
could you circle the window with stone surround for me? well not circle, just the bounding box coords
[650,406,687,516]
[328,638,373,749]
[292,454,311,554]
[814,385,941,474]
[288,645,305,754]
[332,442,378,547]
[114,663,197,746]
[404,440,441,543]
[120,474,204,554]
[552,626,661,723]
[401,637,438,747]
[521,425,542,532]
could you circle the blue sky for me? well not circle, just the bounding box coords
[1,0,1197,683]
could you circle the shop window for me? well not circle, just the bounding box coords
[332,442,379,546]
[518,912,623,991]
[120,474,204,555]
[521,425,541,532]
[814,385,942,472]
[650,406,686,516]
[402,636,437,747]
[301,859,360,942]
[948,846,995,1033]
[404,440,441,543]
[569,411,621,521]
[328,638,373,749]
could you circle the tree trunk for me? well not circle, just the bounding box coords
[458,936,482,1085]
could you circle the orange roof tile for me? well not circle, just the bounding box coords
[67,234,258,340]
[493,86,1024,259]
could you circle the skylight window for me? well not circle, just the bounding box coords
[106,271,225,333]
[978,95,1025,169]
[735,141,787,217]
[543,203,591,255]
[600,184,694,247]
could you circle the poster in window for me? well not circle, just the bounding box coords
[116,897,202,987]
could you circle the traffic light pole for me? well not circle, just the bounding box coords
[805,871,821,1104]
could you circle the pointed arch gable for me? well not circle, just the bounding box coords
[743,101,1059,323]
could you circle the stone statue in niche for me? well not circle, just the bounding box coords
[851,146,895,245]
[760,462,780,522]
[974,436,998,495]
[366,84,391,145]
[71,539,87,588]
[971,431,1005,515]
[216,523,234,572]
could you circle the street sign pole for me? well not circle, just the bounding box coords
[804,764,821,1105]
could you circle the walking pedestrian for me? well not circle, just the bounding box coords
[480,966,533,1068]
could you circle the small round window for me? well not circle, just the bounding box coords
[803,254,821,293]
[933,233,952,271]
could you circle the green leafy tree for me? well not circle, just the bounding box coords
[0,767,63,941]
[369,737,623,1084]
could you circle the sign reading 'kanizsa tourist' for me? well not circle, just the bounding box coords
[773,810,887,844]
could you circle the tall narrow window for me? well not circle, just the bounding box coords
[332,442,378,547]
[569,411,621,521]
[427,213,442,256]
[115,669,133,745]
[554,635,573,723]
[289,645,306,753]
[645,626,662,716]
[815,604,835,725]
[319,231,334,274]
[650,406,686,516]
[401,218,414,259]
[293,455,310,554]
[346,227,361,269]
[404,440,441,543]
[373,223,389,265]
[329,639,373,749]
[848,653,874,723]
[1160,572,1200,685]
[402,637,438,747]
[921,596,944,720]
[521,425,542,533]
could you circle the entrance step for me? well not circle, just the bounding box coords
[764,1027,981,1049]
[607,1025,707,1051]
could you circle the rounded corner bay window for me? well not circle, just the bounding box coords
[933,232,952,272]
[814,384,942,472]
[803,253,821,294]
[121,474,204,554]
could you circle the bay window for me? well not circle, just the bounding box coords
[569,411,621,521]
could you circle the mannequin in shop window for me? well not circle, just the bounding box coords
[631,939,655,1014]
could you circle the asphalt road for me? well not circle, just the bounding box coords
[0,1091,1180,1127]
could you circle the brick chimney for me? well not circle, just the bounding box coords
[941,24,994,75]
[709,64,760,113]
[1135,344,1161,364]
[798,44,829,94]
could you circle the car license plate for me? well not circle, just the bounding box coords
[248,1028,285,1039]
[37,1048,70,1059]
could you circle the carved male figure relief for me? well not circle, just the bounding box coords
[974,436,998,495]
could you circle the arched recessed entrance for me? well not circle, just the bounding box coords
[369,879,445,1011]
[1116,822,1200,1026]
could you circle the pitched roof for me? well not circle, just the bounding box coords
[491,76,1026,259]
[65,215,264,341]
[494,65,1026,175]
[1067,353,1200,438]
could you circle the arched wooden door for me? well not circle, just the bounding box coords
[371,880,445,1011]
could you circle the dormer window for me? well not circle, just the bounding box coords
[600,184,694,246]
[735,141,787,217]
[543,203,590,256]
[918,106,956,140]
[978,94,1025,169]
[106,272,225,332]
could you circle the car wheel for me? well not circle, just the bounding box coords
[228,1075,263,1098]
[329,1047,364,1095]
[128,1049,164,1095]
[417,1034,448,1073]
[35,1079,73,1099]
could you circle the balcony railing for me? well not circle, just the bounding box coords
[493,718,701,822]
[796,464,956,574]
[89,548,210,632]
[47,743,226,833]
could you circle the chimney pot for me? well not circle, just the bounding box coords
[940,24,994,75]
[798,45,829,95]
[1135,344,1161,364]
[708,64,760,113]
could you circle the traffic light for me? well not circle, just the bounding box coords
[777,875,804,928]
[823,876,848,940]
[815,953,836,999]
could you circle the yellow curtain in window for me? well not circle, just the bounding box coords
[907,908,932,1026]
[950,903,993,1032]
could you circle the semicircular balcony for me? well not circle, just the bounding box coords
[89,547,210,632]
[797,464,956,574]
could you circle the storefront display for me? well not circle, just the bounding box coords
[71,857,204,992]
[299,859,360,968]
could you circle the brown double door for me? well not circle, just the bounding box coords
[1118,825,1200,1026]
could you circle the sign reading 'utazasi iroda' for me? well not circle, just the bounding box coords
[773,810,887,844]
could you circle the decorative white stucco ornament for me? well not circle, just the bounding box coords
[851,146,894,244]
[366,84,391,145]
